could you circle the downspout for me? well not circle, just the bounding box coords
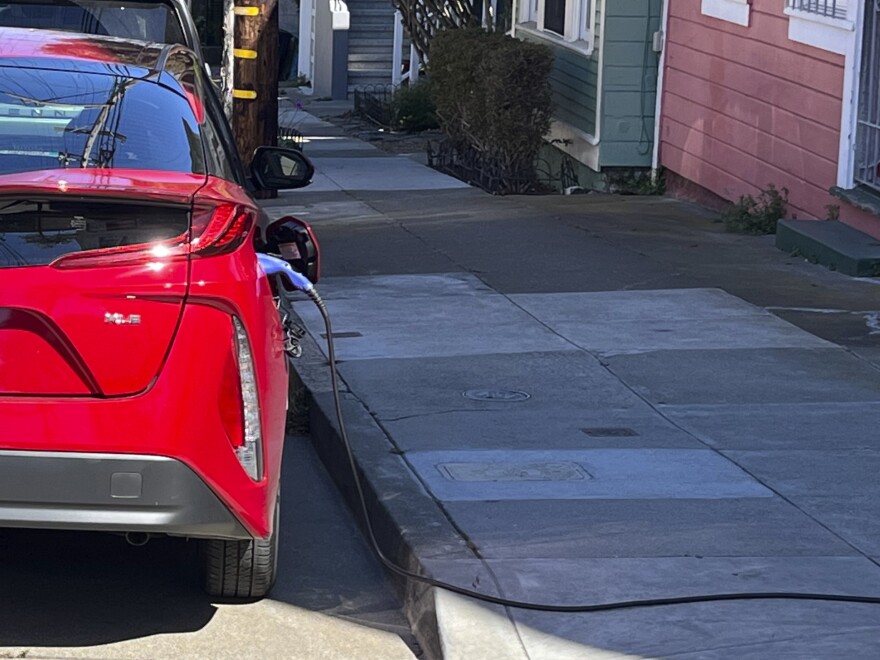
[298,0,315,89]
[652,0,670,173]
[594,0,606,147]
[837,0,866,188]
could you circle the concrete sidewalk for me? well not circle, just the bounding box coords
[270,97,880,659]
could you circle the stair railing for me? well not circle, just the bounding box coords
[392,9,423,86]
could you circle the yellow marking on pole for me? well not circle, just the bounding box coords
[233,89,257,100]
[233,6,260,15]
[233,48,258,59]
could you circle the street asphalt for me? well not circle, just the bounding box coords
[271,96,880,659]
[0,438,416,659]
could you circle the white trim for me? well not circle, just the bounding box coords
[517,0,595,52]
[392,11,403,86]
[548,118,600,170]
[483,0,499,27]
[837,0,865,188]
[700,0,750,27]
[563,0,577,38]
[652,0,670,171]
[298,0,314,82]
[516,23,593,56]
[595,0,605,146]
[785,7,854,54]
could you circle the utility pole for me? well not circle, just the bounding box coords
[224,0,279,176]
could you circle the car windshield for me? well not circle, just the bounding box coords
[0,0,186,44]
[0,66,205,175]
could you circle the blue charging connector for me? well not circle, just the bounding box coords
[257,253,314,293]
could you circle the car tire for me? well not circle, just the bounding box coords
[201,495,280,600]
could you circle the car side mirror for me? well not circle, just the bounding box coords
[263,216,320,285]
[251,147,314,191]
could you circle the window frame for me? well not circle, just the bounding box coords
[785,0,855,55]
[517,0,595,55]
[700,0,750,27]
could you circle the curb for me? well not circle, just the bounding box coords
[285,307,492,660]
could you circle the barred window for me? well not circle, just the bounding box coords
[787,0,849,20]
[855,0,880,191]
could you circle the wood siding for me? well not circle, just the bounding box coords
[518,4,601,137]
[659,0,849,222]
[600,0,662,167]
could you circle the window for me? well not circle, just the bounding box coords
[700,0,750,27]
[788,0,848,20]
[0,67,205,175]
[785,0,854,54]
[544,0,565,35]
[518,0,594,52]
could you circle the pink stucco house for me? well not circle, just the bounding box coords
[656,0,880,238]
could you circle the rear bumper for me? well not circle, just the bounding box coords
[0,450,251,540]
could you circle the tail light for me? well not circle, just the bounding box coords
[221,316,263,481]
[52,201,255,269]
[189,202,254,257]
[219,340,245,450]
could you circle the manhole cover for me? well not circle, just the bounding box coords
[462,389,530,402]
[581,427,639,437]
[438,461,590,482]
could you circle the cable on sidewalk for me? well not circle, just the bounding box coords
[307,288,880,613]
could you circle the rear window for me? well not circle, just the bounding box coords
[0,1,187,44]
[0,66,205,175]
[0,198,189,267]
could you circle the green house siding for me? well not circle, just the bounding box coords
[547,46,599,136]
[518,2,601,138]
[599,0,662,168]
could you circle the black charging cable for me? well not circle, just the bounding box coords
[307,288,880,613]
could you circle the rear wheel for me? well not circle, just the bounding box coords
[201,496,280,600]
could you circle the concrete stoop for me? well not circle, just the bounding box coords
[776,219,880,277]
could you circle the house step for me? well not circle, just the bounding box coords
[348,71,393,84]
[348,49,393,59]
[348,60,393,69]
[776,219,880,277]
[348,6,395,14]
[350,36,394,47]
[348,46,391,60]
[349,64,393,76]
[346,0,395,6]
[349,14,394,25]
[349,32,394,43]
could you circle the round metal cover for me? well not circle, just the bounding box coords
[462,389,530,402]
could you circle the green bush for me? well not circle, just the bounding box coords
[391,83,438,132]
[721,184,789,235]
[428,27,553,185]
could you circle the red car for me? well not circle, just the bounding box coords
[0,27,317,598]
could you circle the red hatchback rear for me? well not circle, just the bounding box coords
[0,28,314,598]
